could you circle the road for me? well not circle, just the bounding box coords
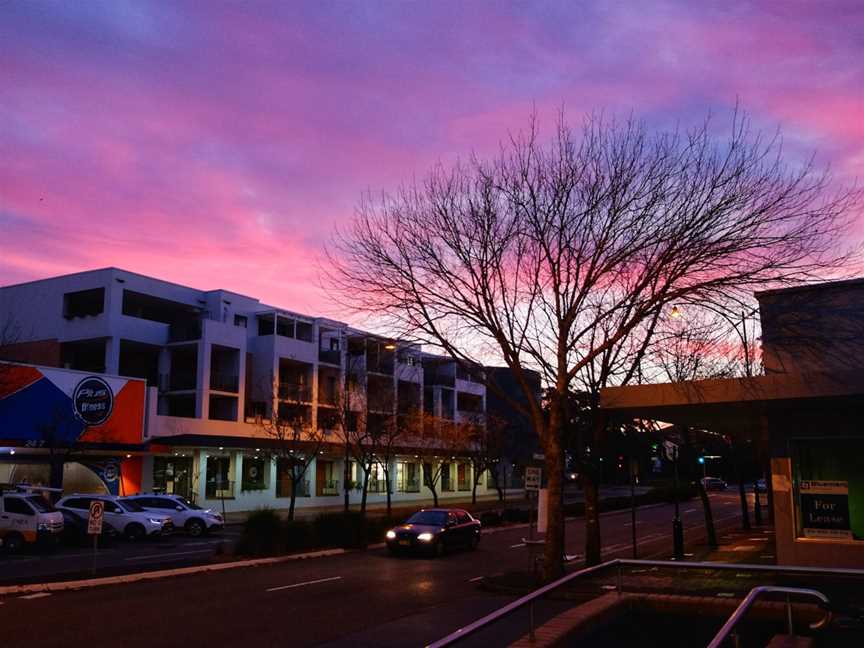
[0,485,652,585]
[0,493,745,648]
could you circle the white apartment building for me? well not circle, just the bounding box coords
[0,268,496,513]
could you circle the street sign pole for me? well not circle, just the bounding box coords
[87,500,104,576]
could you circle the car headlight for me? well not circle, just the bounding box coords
[417,532,434,542]
[386,530,396,539]
[148,518,166,525]
[37,522,50,531]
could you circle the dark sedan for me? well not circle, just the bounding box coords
[385,508,481,557]
[60,509,118,546]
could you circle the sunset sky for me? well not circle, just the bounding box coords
[2,1,862,317]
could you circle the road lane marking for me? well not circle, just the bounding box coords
[509,543,526,549]
[683,508,698,514]
[266,576,342,592]
[124,549,213,561]
[468,576,484,583]
[20,593,51,600]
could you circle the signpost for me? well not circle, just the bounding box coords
[88,500,104,575]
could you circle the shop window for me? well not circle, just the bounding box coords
[242,455,268,491]
[205,455,233,498]
[793,439,864,541]
[153,456,193,499]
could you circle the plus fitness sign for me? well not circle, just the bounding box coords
[73,376,114,426]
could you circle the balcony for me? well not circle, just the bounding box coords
[210,372,239,393]
[169,321,202,343]
[278,382,312,402]
[162,371,197,391]
[318,348,341,365]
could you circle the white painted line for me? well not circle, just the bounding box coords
[20,593,52,600]
[601,584,617,590]
[266,576,342,592]
[761,554,775,559]
[468,576,484,583]
[683,509,698,514]
[509,543,526,549]
[125,549,212,561]
[716,592,736,598]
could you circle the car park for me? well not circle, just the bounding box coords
[0,486,64,553]
[385,508,481,557]
[701,477,728,491]
[122,494,223,537]
[56,494,172,541]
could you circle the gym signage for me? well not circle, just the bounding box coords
[73,376,114,426]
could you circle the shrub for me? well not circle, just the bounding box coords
[236,508,283,556]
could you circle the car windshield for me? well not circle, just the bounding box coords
[176,496,201,510]
[406,511,447,526]
[120,499,144,512]
[26,496,56,513]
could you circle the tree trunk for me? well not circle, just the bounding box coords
[738,476,751,530]
[360,468,370,515]
[582,471,601,565]
[343,449,351,513]
[48,451,65,500]
[383,466,392,518]
[697,480,717,549]
[542,403,566,581]
[430,485,439,507]
[288,485,297,522]
[471,468,480,504]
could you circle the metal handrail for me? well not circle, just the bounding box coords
[426,560,617,648]
[707,586,831,648]
[428,559,864,648]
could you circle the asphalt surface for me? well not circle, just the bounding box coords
[0,485,652,585]
[0,493,745,648]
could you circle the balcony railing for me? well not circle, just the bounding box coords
[319,479,340,496]
[278,382,312,402]
[169,321,202,342]
[210,373,239,393]
[161,371,197,391]
[398,479,421,493]
[366,479,390,494]
[318,348,341,365]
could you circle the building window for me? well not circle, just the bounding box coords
[275,458,309,498]
[153,456,193,499]
[241,455,268,491]
[793,439,864,541]
[397,461,420,492]
[205,455,233,498]
[234,314,247,328]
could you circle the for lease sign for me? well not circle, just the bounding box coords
[800,480,852,540]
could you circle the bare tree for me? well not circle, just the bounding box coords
[260,397,327,521]
[329,110,858,580]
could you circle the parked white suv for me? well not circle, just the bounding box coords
[122,494,223,537]
[56,494,172,541]
[1,487,64,552]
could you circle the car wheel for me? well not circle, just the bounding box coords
[3,532,24,553]
[125,523,146,542]
[186,519,205,537]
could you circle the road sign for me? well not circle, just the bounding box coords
[87,500,104,535]
[525,466,541,491]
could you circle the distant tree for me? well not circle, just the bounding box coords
[330,109,859,580]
